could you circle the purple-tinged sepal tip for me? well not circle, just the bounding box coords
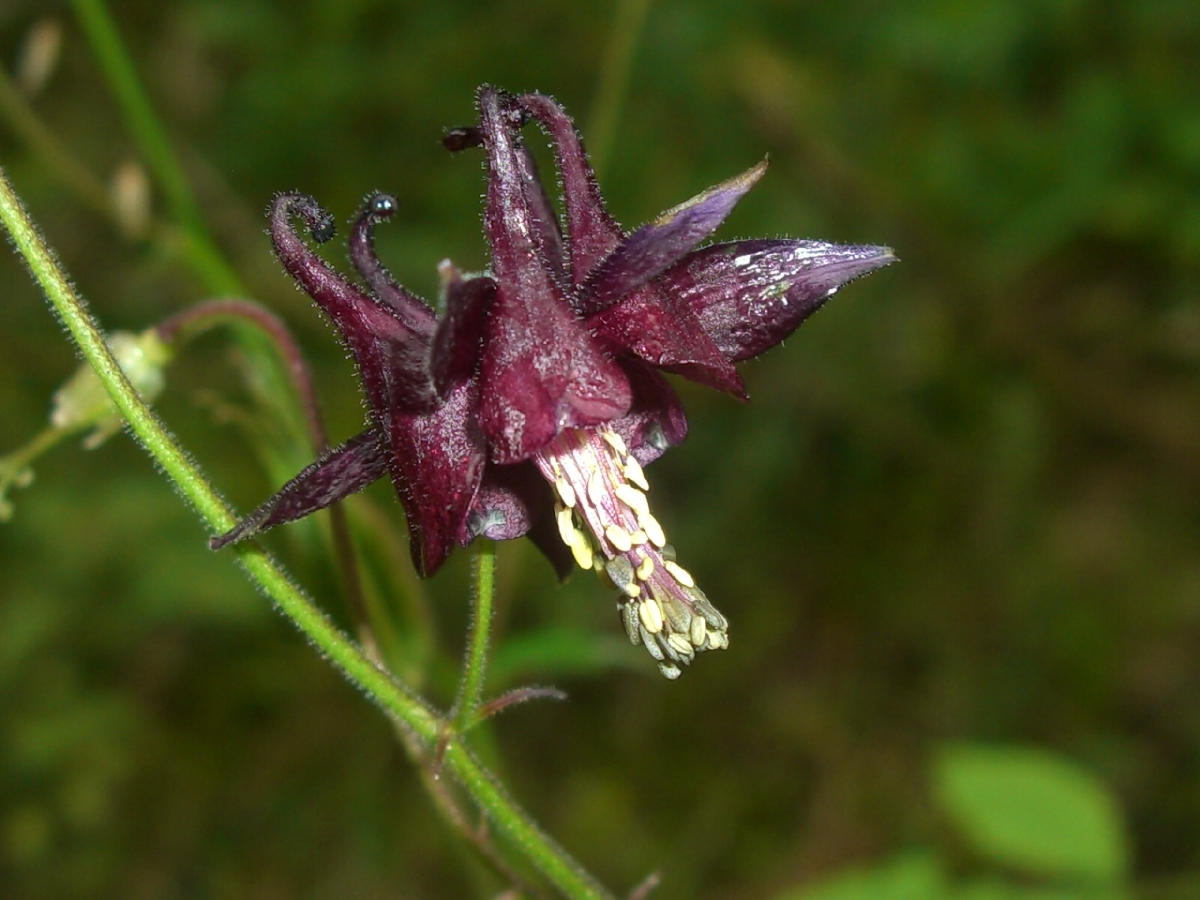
[578,159,769,315]
[667,240,896,362]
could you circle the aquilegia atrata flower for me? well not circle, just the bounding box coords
[213,86,893,677]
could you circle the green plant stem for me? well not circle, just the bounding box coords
[455,540,496,731]
[0,165,613,900]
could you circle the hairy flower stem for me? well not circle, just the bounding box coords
[454,540,496,731]
[0,165,614,900]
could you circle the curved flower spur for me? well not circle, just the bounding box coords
[212,86,894,678]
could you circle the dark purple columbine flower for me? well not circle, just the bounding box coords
[213,86,894,677]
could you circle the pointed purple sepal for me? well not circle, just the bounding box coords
[387,380,487,577]
[478,87,633,463]
[578,160,768,315]
[517,92,624,284]
[431,262,494,396]
[666,240,897,362]
[210,428,387,549]
[590,285,746,395]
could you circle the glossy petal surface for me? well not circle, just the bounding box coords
[579,160,768,315]
[667,239,897,362]
[477,87,632,463]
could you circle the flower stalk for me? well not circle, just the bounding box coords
[455,539,497,731]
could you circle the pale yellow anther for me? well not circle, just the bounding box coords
[556,506,577,547]
[639,597,663,633]
[602,429,628,458]
[615,484,649,517]
[635,556,655,581]
[623,456,649,491]
[555,474,576,508]
[623,581,641,598]
[690,614,708,647]
[627,529,648,546]
[667,633,694,657]
[662,559,695,588]
[569,533,594,570]
[586,469,606,508]
[639,511,667,547]
[604,523,633,553]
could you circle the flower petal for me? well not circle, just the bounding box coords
[477,87,632,463]
[210,428,387,549]
[590,284,746,395]
[665,239,897,361]
[511,136,569,282]
[478,281,633,462]
[430,262,494,397]
[467,464,576,579]
[443,125,568,280]
[517,92,624,286]
[389,379,488,576]
[270,193,438,413]
[578,160,768,315]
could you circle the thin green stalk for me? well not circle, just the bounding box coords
[455,540,496,731]
[445,741,612,900]
[0,165,613,900]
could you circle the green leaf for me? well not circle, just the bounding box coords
[953,877,1127,900]
[934,743,1129,882]
[777,849,948,900]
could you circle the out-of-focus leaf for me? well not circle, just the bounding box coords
[776,849,947,900]
[934,743,1129,882]
[953,877,1127,900]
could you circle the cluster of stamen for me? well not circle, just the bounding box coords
[533,427,729,678]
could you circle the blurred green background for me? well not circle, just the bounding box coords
[1,0,1197,897]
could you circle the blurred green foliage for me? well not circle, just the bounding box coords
[1,0,1198,897]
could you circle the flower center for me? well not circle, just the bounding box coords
[532,426,729,678]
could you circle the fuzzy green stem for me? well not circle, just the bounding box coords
[0,165,613,900]
[455,540,497,731]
